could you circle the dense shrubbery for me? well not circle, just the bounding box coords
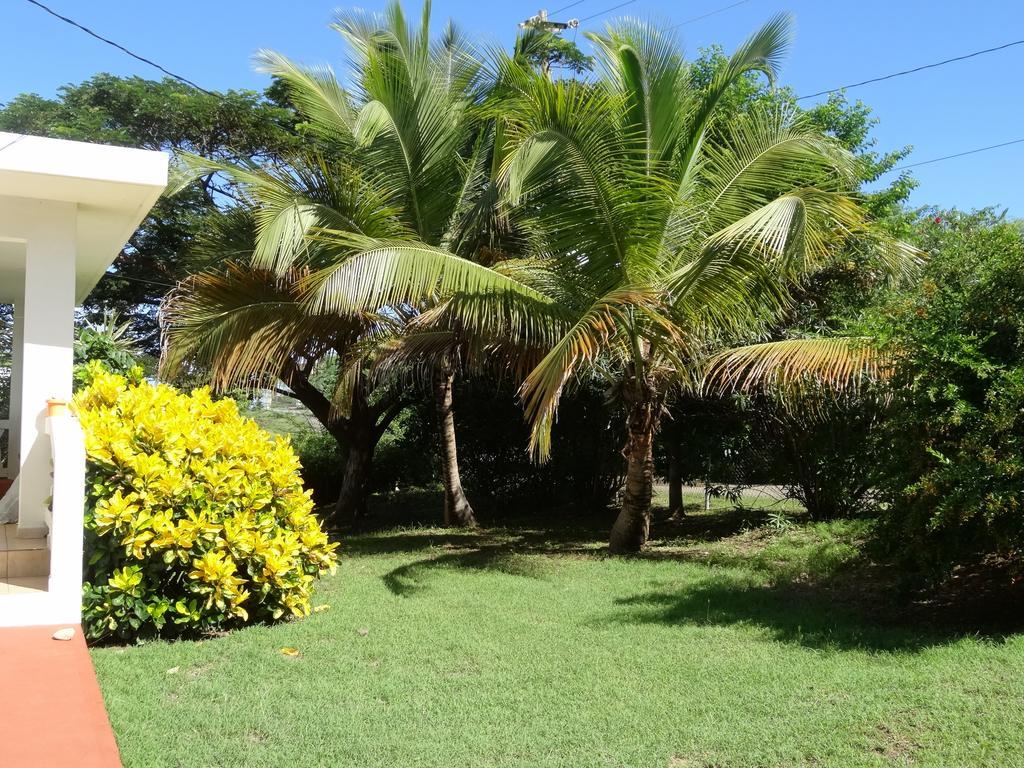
[75,363,337,641]
[292,378,627,522]
[872,212,1024,572]
[752,392,884,521]
[451,379,625,513]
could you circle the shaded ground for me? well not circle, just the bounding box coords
[93,499,1024,768]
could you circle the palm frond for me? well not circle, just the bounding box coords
[677,13,793,179]
[702,336,888,397]
[519,287,664,460]
[160,263,368,394]
[304,235,561,323]
[254,50,357,142]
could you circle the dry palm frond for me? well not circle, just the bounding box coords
[702,337,890,398]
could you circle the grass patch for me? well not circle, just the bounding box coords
[93,508,1024,767]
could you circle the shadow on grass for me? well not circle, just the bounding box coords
[382,546,554,597]
[342,531,487,557]
[605,573,939,652]
[342,500,1024,647]
[654,506,770,544]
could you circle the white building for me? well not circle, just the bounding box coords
[0,132,167,627]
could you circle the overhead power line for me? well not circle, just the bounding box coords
[798,38,1024,101]
[22,0,215,95]
[567,0,752,30]
[667,0,753,30]
[579,0,639,24]
[551,0,590,14]
[105,272,176,290]
[889,137,1024,173]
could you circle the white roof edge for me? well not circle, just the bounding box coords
[0,132,168,192]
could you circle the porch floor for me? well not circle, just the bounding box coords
[0,523,49,582]
[0,575,47,594]
[0,624,122,767]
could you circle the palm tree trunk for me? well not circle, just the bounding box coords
[434,369,477,527]
[609,389,661,554]
[609,424,655,553]
[331,390,407,526]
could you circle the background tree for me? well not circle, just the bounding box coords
[0,74,296,352]
[161,180,411,523]
[174,1,518,526]
[516,28,594,77]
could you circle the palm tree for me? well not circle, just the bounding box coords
[171,1,523,526]
[304,14,913,552]
[161,208,410,523]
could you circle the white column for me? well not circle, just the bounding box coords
[17,201,76,538]
[8,299,24,473]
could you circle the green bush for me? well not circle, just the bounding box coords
[75,363,337,641]
[753,391,884,521]
[291,429,346,506]
[871,211,1024,572]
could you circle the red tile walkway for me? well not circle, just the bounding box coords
[0,624,122,767]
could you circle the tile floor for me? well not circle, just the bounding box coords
[0,524,49,592]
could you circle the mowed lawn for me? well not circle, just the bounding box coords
[92,501,1024,768]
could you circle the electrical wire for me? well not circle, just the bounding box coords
[21,2,1024,182]
[797,38,1024,101]
[888,137,1024,173]
[666,0,752,31]
[22,0,215,95]
[581,0,634,24]
[551,0,591,15]
[105,272,176,290]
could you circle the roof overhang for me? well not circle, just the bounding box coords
[0,132,169,303]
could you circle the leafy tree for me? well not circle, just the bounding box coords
[0,75,296,352]
[870,209,1024,572]
[516,28,594,77]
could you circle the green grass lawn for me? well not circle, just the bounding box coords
[92,500,1024,767]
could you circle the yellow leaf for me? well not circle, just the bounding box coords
[312,604,330,613]
[279,647,300,657]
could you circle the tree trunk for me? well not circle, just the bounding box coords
[434,369,477,527]
[609,380,661,554]
[335,433,373,524]
[667,438,684,519]
[609,421,656,553]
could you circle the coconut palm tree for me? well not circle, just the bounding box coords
[161,206,411,523]
[302,14,914,552]
[170,0,527,526]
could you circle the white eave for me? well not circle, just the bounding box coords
[0,132,169,303]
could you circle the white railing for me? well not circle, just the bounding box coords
[0,418,9,479]
[0,414,84,627]
[45,413,85,623]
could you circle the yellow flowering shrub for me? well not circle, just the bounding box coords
[75,363,338,641]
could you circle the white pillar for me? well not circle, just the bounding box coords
[8,299,24,473]
[17,202,76,538]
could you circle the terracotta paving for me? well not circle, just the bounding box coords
[0,624,122,767]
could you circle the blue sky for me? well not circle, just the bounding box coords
[1,0,1021,214]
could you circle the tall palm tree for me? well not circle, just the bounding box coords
[172,1,521,526]
[304,14,913,552]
